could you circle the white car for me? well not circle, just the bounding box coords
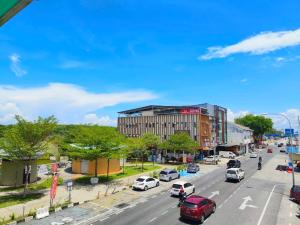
[250,153,258,158]
[226,168,245,182]
[205,155,220,162]
[170,181,195,196]
[132,176,159,191]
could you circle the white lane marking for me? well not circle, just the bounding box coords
[148,217,157,223]
[256,184,277,225]
[239,196,258,210]
[99,216,110,221]
[218,203,223,209]
[208,191,220,199]
[161,210,168,215]
[171,205,176,209]
[289,212,293,217]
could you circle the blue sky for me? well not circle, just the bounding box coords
[1,0,300,129]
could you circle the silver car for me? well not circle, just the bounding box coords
[159,169,180,181]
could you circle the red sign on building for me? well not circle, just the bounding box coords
[180,108,201,114]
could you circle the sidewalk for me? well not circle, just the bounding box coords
[0,165,163,221]
[252,152,300,225]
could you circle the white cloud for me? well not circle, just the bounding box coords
[265,109,300,131]
[240,78,248,83]
[276,57,285,62]
[200,28,300,60]
[9,53,27,77]
[227,109,250,122]
[83,114,117,126]
[58,59,94,69]
[0,83,157,125]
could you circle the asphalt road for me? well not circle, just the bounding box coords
[93,148,285,225]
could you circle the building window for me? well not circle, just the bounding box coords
[194,135,197,141]
[164,122,167,128]
[193,122,197,128]
[145,123,148,128]
[164,135,167,140]
[152,123,155,128]
[172,123,176,128]
[149,123,152,128]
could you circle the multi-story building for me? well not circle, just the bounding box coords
[224,122,254,155]
[117,104,227,154]
[197,103,227,147]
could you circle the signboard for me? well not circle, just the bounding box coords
[287,146,299,154]
[38,165,49,176]
[285,129,294,136]
[50,174,59,200]
[180,108,201,114]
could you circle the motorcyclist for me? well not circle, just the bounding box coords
[259,156,262,163]
[178,192,187,207]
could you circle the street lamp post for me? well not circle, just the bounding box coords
[262,113,295,187]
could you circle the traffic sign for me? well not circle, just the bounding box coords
[287,146,299,154]
[285,129,294,136]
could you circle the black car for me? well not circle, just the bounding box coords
[278,143,284,147]
[187,163,200,173]
[227,159,241,168]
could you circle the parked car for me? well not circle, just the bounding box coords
[279,148,286,153]
[227,159,241,168]
[226,168,245,182]
[132,176,159,191]
[250,153,258,158]
[159,169,180,181]
[180,195,216,224]
[170,181,195,197]
[267,148,273,153]
[219,151,236,159]
[204,155,220,163]
[290,185,300,203]
[187,163,200,173]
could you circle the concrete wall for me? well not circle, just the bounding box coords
[0,160,37,186]
[72,158,121,176]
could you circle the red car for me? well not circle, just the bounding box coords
[290,185,300,203]
[267,148,273,153]
[180,195,216,224]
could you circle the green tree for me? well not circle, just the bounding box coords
[67,126,124,180]
[235,114,273,142]
[161,132,198,162]
[141,133,161,166]
[0,115,57,196]
[126,137,147,171]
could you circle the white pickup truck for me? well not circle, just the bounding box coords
[219,151,236,159]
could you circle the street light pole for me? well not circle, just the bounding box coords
[262,113,295,187]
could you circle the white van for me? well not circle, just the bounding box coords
[219,151,236,159]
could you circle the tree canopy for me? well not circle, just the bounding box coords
[0,115,57,160]
[235,114,273,141]
[160,132,198,153]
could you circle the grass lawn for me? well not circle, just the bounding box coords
[0,193,44,209]
[75,165,162,184]
[0,177,64,193]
